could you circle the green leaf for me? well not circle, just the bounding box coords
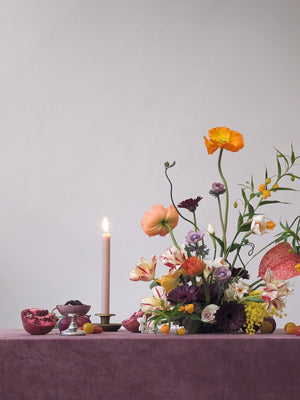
[248,203,255,218]
[239,221,252,232]
[237,212,243,229]
[260,200,289,205]
[276,156,282,178]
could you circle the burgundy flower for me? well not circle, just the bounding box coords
[122,310,144,332]
[209,182,226,197]
[231,267,250,280]
[167,284,200,305]
[178,196,203,212]
[197,283,219,303]
[215,301,246,332]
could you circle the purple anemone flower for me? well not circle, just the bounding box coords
[185,230,205,244]
[213,266,232,282]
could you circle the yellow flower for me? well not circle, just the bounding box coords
[178,306,185,312]
[184,304,194,314]
[262,190,271,199]
[295,263,300,272]
[258,184,265,192]
[161,324,170,335]
[265,178,271,184]
[160,269,182,294]
[176,327,186,336]
[272,183,279,192]
[266,221,276,230]
[203,127,244,154]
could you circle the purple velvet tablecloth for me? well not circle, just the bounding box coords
[1,328,299,400]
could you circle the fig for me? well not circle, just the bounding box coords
[260,317,276,334]
[58,315,91,332]
[21,308,57,335]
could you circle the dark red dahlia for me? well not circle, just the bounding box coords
[178,196,203,212]
[215,301,246,332]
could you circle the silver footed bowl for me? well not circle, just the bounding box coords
[56,304,91,317]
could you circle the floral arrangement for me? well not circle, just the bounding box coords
[123,127,300,335]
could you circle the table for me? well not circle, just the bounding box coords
[0,329,299,400]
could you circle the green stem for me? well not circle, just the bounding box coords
[217,196,227,257]
[244,238,277,267]
[217,149,229,256]
[165,165,199,230]
[165,222,180,250]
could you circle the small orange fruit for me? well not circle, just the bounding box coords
[284,322,297,334]
[82,323,94,334]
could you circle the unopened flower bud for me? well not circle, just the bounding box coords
[291,175,295,182]
[233,201,238,208]
[207,222,215,235]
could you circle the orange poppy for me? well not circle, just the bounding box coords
[181,256,205,277]
[141,204,179,237]
[204,127,244,154]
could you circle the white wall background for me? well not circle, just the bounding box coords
[0,0,299,329]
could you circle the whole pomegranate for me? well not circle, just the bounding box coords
[58,315,91,332]
[21,308,57,335]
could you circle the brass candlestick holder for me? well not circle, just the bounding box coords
[95,313,121,331]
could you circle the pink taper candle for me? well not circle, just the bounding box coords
[101,217,110,314]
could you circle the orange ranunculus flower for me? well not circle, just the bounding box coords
[204,127,244,155]
[161,324,170,335]
[160,269,182,293]
[184,304,194,314]
[181,256,205,277]
[141,204,179,237]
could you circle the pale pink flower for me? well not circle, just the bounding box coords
[159,245,187,269]
[129,255,157,282]
[201,304,220,323]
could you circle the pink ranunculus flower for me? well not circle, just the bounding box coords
[140,286,169,314]
[262,268,293,312]
[122,310,144,332]
[159,245,187,269]
[129,255,157,282]
[201,304,220,323]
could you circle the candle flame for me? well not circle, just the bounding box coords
[102,217,109,234]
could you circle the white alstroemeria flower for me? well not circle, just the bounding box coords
[140,286,168,314]
[129,255,157,282]
[224,281,249,301]
[137,314,155,334]
[201,304,220,324]
[159,245,186,269]
[262,268,293,312]
[251,215,271,235]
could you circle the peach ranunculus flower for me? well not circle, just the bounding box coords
[129,255,157,282]
[141,204,179,237]
[181,256,205,277]
[204,127,244,155]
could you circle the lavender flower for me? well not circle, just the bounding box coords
[185,230,205,244]
[213,266,232,282]
[178,196,203,212]
[209,182,226,197]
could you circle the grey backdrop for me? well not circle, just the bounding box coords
[0,0,299,328]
